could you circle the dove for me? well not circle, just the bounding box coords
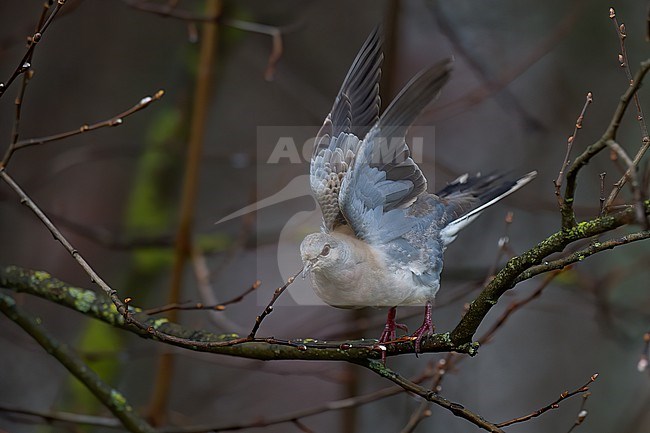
[300,26,535,354]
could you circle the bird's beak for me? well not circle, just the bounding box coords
[301,259,314,278]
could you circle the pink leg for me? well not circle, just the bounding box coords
[379,307,408,343]
[377,307,408,364]
[411,301,434,354]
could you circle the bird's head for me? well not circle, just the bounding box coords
[300,233,347,275]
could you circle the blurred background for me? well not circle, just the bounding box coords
[1,0,649,432]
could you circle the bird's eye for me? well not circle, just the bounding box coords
[321,244,331,256]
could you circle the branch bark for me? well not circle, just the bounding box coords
[0,265,468,360]
[450,202,649,344]
[561,59,650,229]
[355,359,505,433]
[0,293,155,433]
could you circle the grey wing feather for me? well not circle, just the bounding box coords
[310,27,383,231]
[339,59,453,244]
[379,171,536,292]
[310,133,360,229]
[397,195,447,288]
[378,59,453,141]
[367,59,453,211]
[378,194,448,299]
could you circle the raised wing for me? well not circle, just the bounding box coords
[310,27,383,231]
[339,59,453,244]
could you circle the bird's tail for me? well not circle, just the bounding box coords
[438,171,537,245]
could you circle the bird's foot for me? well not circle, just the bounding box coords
[410,301,434,355]
[376,307,409,364]
[378,307,408,343]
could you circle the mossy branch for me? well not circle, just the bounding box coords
[450,202,649,344]
[0,265,470,360]
[0,292,155,433]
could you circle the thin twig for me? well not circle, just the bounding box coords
[605,139,646,225]
[0,0,66,99]
[483,212,515,285]
[399,404,432,433]
[120,0,292,80]
[2,90,164,166]
[0,362,435,433]
[2,0,65,166]
[604,9,650,218]
[562,59,650,229]
[426,0,586,122]
[8,70,33,148]
[223,18,285,81]
[599,172,607,216]
[0,170,130,318]
[6,0,52,149]
[0,173,252,354]
[566,392,591,433]
[120,0,217,22]
[611,8,650,142]
[291,419,316,433]
[0,404,121,429]
[157,369,435,433]
[249,268,302,338]
[0,293,155,433]
[639,332,650,373]
[190,248,248,334]
[451,199,650,345]
[496,373,598,428]
[399,361,438,433]
[479,270,562,345]
[357,359,505,433]
[428,0,544,130]
[555,92,593,206]
[143,280,261,315]
[514,230,650,283]
[401,271,563,433]
[421,272,558,402]
[47,213,174,249]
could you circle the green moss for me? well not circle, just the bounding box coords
[110,389,130,411]
[217,333,240,340]
[32,270,51,281]
[69,320,123,413]
[466,342,480,356]
[95,302,124,326]
[438,332,452,344]
[569,217,615,238]
[151,317,169,329]
[68,287,97,313]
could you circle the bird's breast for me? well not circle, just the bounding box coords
[309,235,430,307]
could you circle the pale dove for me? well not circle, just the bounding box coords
[300,27,536,352]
